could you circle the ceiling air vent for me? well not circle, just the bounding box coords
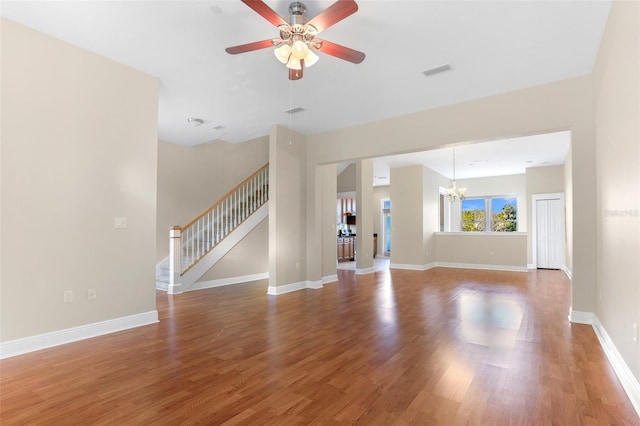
[422,63,452,77]
[285,106,305,114]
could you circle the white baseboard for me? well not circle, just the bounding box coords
[592,316,640,418]
[188,272,268,292]
[389,262,436,271]
[267,280,323,295]
[0,311,159,359]
[569,309,594,324]
[527,263,535,269]
[356,267,375,275]
[562,266,572,280]
[322,274,338,284]
[435,262,528,273]
[306,280,323,289]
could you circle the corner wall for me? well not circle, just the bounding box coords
[593,0,640,384]
[1,19,158,342]
[268,125,308,292]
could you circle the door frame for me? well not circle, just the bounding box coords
[531,192,565,269]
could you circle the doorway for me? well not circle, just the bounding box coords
[532,193,565,269]
[382,199,391,256]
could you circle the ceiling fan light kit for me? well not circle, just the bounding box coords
[226,0,366,80]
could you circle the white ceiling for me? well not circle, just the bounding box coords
[2,0,610,149]
[369,130,571,186]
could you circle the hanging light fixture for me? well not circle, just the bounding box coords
[447,147,467,202]
[273,33,320,72]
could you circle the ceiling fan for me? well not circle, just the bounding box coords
[225,0,365,80]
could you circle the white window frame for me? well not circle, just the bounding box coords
[460,195,518,233]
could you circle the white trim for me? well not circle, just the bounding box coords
[356,267,375,275]
[306,280,323,290]
[435,232,527,237]
[527,263,535,269]
[188,273,268,292]
[435,262,528,272]
[593,316,640,418]
[562,266,572,280]
[172,203,269,294]
[168,282,182,294]
[156,256,169,273]
[0,311,159,359]
[266,280,323,295]
[389,262,436,271]
[569,309,594,324]
[531,193,565,269]
[322,274,338,284]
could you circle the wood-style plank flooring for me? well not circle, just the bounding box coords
[1,268,638,425]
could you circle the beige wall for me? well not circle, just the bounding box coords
[1,19,158,341]
[564,146,574,274]
[525,165,565,264]
[306,76,596,314]
[355,160,374,270]
[320,164,338,279]
[593,0,639,382]
[435,234,527,268]
[337,162,356,193]
[156,137,268,262]
[269,125,307,287]
[390,166,427,266]
[389,166,445,267]
[197,219,268,281]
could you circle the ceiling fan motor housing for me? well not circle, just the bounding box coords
[289,2,307,18]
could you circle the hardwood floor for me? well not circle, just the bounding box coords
[1,268,638,425]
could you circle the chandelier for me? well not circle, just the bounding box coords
[446,147,466,201]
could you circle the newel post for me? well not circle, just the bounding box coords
[168,226,182,294]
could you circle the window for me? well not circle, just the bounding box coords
[461,196,517,232]
[462,199,486,231]
[491,197,517,232]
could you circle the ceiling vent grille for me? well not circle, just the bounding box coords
[422,64,452,77]
[285,106,305,114]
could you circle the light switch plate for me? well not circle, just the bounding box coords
[114,217,127,229]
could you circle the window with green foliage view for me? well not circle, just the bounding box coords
[462,197,517,232]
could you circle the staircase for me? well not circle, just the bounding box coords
[157,163,269,293]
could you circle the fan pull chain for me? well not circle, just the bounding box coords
[289,77,293,146]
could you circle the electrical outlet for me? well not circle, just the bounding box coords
[633,322,638,344]
[87,288,97,301]
[114,217,127,229]
[63,290,73,303]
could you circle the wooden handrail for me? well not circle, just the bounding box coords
[181,163,269,231]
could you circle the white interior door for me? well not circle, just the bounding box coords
[535,198,563,269]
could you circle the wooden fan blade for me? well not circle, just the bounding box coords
[289,60,304,80]
[314,39,365,64]
[241,0,287,27]
[225,39,276,55]
[307,0,358,33]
